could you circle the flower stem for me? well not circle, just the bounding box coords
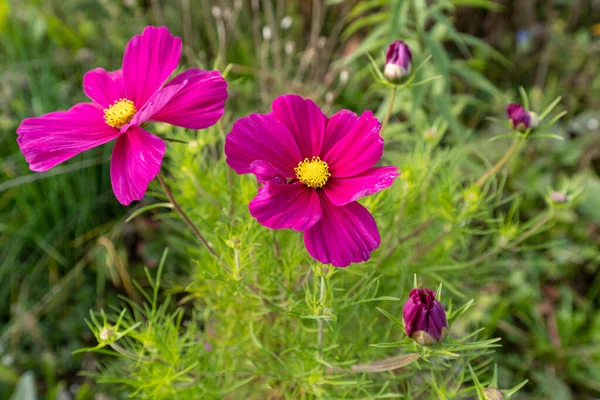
[380,86,397,132]
[157,173,219,259]
[318,274,325,354]
[475,138,523,188]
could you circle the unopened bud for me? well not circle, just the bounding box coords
[550,191,568,204]
[424,128,438,141]
[484,388,504,400]
[99,327,114,342]
[384,40,412,82]
[402,288,448,346]
[507,104,539,132]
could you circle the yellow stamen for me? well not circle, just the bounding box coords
[103,98,137,128]
[294,157,331,188]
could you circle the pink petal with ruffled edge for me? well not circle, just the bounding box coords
[83,68,125,108]
[249,182,322,231]
[151,69,227,129]
[110,125,166,205]
[324,111,383,178]
[17,103,120,171]
[122,26,182,108]
[304,195,380,267]
[321,109,358,156]
[271,95,326,158]
[224,113,302,178]
[325,166,400,206]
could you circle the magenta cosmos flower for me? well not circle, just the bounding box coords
[17,26,227,205]
[224,95,399,267]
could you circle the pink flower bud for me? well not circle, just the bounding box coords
[402,288,448,345]
[384,40,412,81]
[507,104,539,131]
[550,191,568,204]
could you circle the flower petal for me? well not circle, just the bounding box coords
[225,113,302,178]
[250,160,287,184]
[17,103,119,171]
[321,109,358,156]
[151,69,228,129]
[323,111,383,178]
[249,182,322,231]
[83,68,125,108]
[122,26,182,108]
[324,166,400,206]
[271,95,326,158]
[123,81,186,131]
[110,125,166,205]
[304,195,380,267]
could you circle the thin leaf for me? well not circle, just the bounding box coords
[126,203,173,222]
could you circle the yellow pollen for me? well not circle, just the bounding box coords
[294,157,331,188]
[103,98,137,128]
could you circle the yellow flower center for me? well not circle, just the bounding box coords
[294,157,331,188]
[103,98,137,128]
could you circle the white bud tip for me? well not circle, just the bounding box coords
[528,112,540,129]
[384,64,408,81]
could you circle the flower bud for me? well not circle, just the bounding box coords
[550,191,568,204]
[402,288,448,346]
[484,388,504,400]
[423,128,438,141]
[507,104,539,131]
[384,40,412,82]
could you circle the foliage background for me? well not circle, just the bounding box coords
[0,0,599,398]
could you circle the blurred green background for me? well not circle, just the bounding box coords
[1,0,599,398]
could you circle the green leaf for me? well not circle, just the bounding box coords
[126,202,173,222]
[376,307,404,330]
[451,0,503,11]
[539,97,563,121]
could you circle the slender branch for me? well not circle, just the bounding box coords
[408,231,450,264]
[318,275,326,354]
[157,173,219,259]
[475,138,523,188]
[377,218,436,267]
[380,87,397,132]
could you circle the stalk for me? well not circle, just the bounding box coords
[475,138,523,188]
[157,173,219,260]
[380,86,397,132]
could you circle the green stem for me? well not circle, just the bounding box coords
[318,274,325,354]
[158,173,219,260]
[380,86,397,132]
[475,138,523,188]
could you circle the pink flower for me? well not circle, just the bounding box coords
[224,95,399,267]
[17,26,228,205]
